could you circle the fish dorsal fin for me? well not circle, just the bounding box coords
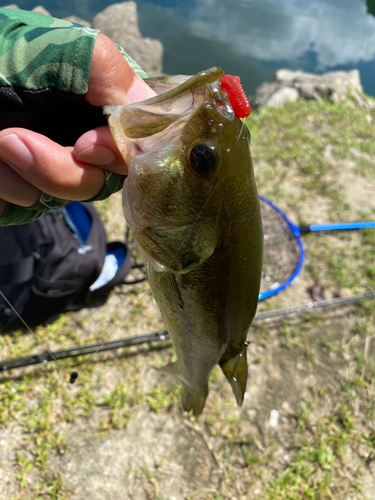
[220,349,248,406]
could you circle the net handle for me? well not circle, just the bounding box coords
[300,221,375,233]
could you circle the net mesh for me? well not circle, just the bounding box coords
[259,198,301,296]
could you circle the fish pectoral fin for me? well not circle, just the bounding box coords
[144,220,218,274]
[220,350,248,407]
[158,360,180,376]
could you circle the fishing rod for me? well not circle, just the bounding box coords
[1,290,373,373]
[0,330,170,372]
[255,290,375,321]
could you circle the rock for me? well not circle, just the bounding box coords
[251,82,282,108]
[31,5,52,16]
[275,69,362,103]
[63,15,92,27]
[268,409,279,428]
[94,1,142,39]
[251,82,299,108]
[267,87,298,108]
[0,4,20,8]
[252,68,364,109]
[92,1,163,76]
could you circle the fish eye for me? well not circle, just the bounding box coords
[188,143,221,176]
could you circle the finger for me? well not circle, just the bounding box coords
[0,157,40,207]
[74,126,127,175]
[0,130,105,201]
[86,34,156,107]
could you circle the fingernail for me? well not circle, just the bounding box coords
[127,76,156,103]
[0,134,33,171]
[75,145,116,165]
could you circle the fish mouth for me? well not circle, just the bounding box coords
[104,67,231,160]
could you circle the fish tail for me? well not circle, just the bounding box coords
[181,383,208,416]
[220,350,248,406]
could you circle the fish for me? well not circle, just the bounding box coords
[104,67,263,415]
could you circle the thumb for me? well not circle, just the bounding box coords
[85,34,156,106]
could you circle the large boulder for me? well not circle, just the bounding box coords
[252,69,364,108]
[92,1,163,76]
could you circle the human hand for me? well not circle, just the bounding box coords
[0,34,156,217]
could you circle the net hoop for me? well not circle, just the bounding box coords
[258,195,305,300]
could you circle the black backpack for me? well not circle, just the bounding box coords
[0,202,131,327]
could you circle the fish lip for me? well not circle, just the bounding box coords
[139,67,224,106]
[104,68,225,116]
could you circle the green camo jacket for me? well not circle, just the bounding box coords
[0,8,148,226]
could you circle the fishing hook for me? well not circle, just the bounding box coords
[231,340,251,382]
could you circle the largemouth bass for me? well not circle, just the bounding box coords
[104,67,263,415]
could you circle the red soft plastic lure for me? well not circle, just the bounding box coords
[220,74,251,118]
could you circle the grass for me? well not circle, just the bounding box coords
[246,97,375,222]
[1,95,375,499]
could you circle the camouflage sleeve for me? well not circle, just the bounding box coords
[0,8,98,93]
[0,8,147,226]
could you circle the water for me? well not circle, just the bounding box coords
[10,0,375,97]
